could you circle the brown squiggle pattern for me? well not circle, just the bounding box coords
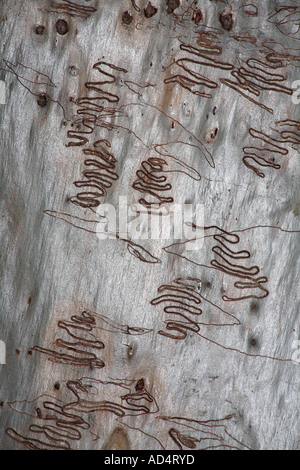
[164,32,231,98]
[62,61,164,261]
[163,226,269,302]
[6,378,158,450]
[243,127,289,178]
[131,0,140,13]
[32,309,152,368]
[6,394,89,450]
[50,0,98,19]
[67,61,127,148]
[151,277,240,340]
[132,157,173,212]
[69,141,119,208]
[6,376,250,451]
[164,28,295,117]
[208,226,268,301]
[220,52,293,115]
[63,378,159,417]
[67,61,127,208]
[154,141,204,179]
[32,311,105,369]
[151,274,294,362]
[275,119,300,152]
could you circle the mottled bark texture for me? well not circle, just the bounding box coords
[0,0,300,450]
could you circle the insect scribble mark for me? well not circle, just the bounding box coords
[164,27,295,117]
[220,51,293,115]
[126,242,161,264]
[6,377,159,449]
[151,274,294,362]
[69,141,119,209]
[163,226,269,302]
[116,99,214,168]
[6,393,89,450]
[243,127,290,178]
[131,0,141,13]
[151,277,202,340]
[119,420,165,450]
[67,61,127,147]
[132,157,173,212]
[32,311,105,369]
[50,0,98,19]
[91,311,153,336]
[275,119,300,153]
[66,60,129,208]
[153,141,204,179]
[32,307,152,369]
[123,79,156,98]
[164,33,231,99]
[6,375,249,450]
[151,277,240,340]
[62,378,159,417]
[1,59,56,88]
[168,428,198,449]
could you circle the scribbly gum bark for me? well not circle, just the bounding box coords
[0,0,300,450]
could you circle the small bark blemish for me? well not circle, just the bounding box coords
[249,336,259,348]
[166,0,180,15]
[193,9,202,25]
[35,25,45,35]
[219,10,234,31]
[135,378,145,391]
[144,2,158,18]
[37,94,49,108]
[54,382,61,391]
[56,19,69,35]
[122,11,133,25]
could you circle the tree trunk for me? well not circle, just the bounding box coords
[1,0,300,450]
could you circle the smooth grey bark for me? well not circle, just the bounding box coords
[0,0,300,450]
